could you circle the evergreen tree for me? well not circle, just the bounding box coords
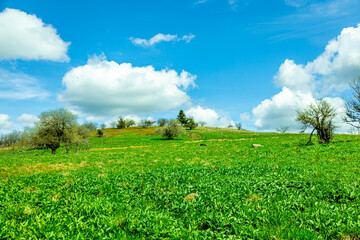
[177,110,187,125]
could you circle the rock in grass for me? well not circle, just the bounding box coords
[184,193,199,201]
[252,144,264,148]
[200,144,207,146]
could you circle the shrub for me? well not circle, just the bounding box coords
[97,129,104,137]
[155,119,186,140]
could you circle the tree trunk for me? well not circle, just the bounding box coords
[306,128,315,145]
[51,148,56,154]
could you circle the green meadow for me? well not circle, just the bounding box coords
[0,127,360,239]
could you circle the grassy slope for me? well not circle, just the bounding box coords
[0,127,360,239]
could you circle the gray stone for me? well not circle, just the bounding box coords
[252,144,264,148]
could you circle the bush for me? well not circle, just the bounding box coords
[155,119,186,140]
[97,129,104,137]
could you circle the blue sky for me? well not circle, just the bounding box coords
[1,0,360,132]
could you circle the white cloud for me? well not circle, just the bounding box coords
[130,33,195,47]
[17,113,38,127]
[58,55,196,117]
[0,114,13,129]
[275,59,315,92]
[253,87,315,130]
[253,24,360,131]
[240,112,251,121]
[0,69,49,100]
[185,106,235,128]
[0,8,70,61]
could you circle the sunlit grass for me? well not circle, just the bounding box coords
[0,127,359,239]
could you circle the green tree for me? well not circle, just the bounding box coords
[177,110,187,125]
[82,121,98,131]
[236,122,242,130]
[116,116,126,129]
[125,119,136,128]
[296,99,337,145]
[139,119,153,128]
[31,108,82,154]
[155,119,186,140]
[184,117,198,130]
[100,123,106,129]
[157,118,167,127]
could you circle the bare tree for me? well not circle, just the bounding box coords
[235,122,242,130]
[344,76,360,130]
[198,121,206,127]
[276,126,289,133]
[296,99,337,145]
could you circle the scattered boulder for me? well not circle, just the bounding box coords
[200,144,207,146]
[184,193,199,201]
[252,144,264,148]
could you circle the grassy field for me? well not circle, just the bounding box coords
[0,127,360,239]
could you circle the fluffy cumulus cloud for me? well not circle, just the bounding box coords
[0,114,13,129]
[185,106,235,128]
[130,33,195,47]
[0,69,49,100]
[253,24,360,132]
[253,88,315,130]
[17,113,38,127]
[0,8,70,61]
[58,55,196,117]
